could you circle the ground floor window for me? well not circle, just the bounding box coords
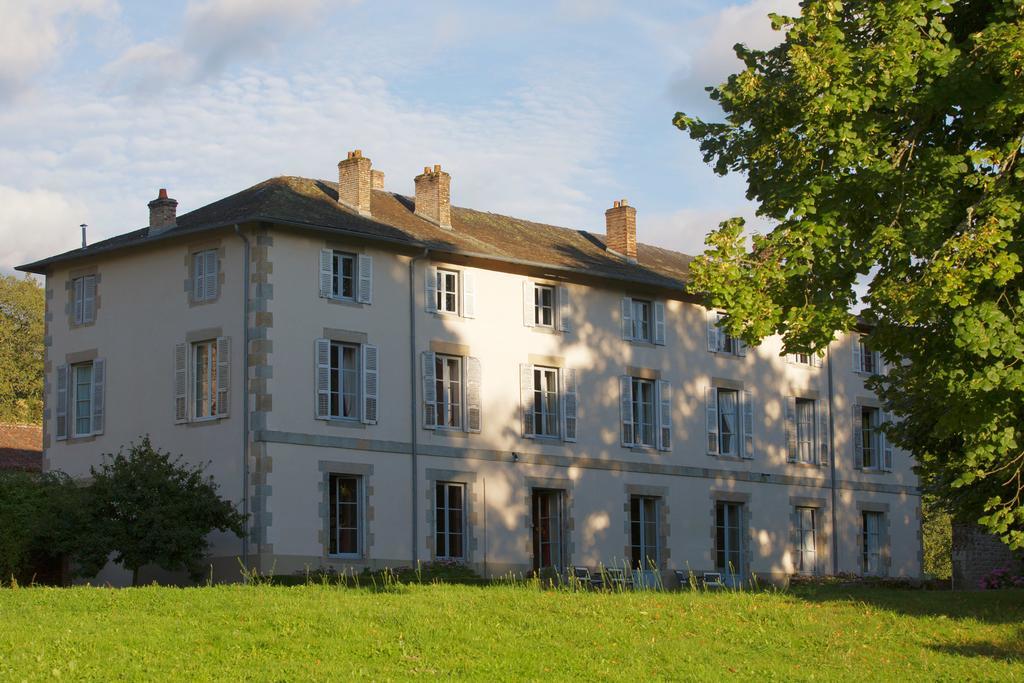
[436,482,465,560]
[716,501,744,579]
[862,511,884,575]
[795,507,817,575]
[531,489,562,571]
[630,495,659,569]
[328,474,361,556]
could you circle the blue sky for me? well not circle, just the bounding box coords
[0,0,798,272]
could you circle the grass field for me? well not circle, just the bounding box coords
[1,583,1021,680]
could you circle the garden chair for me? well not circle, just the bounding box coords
[673,569,691,590]
[702,572,727,591]
[603,568,632,591]
[571,566,593,590]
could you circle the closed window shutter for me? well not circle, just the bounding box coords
[319,249,333,298]
[558,286,571,333]
[621,297,633,340]
[73,278,84,325]
[705,386,718,454]
[425,266,438,312]
[785,397,797,462]
[91,358,105,435]
[882,411,893,471]
[520,363,534,437]
[522,281,535,327]
[362,344,379,424]
[852,405,863,468]
[205,251,218,300]
[357,254,373,304]
[562,368,577,442]
[462,270,476,318]
[706,309,719,352]
[315,338,330,419]
[654,301,666,346]
[657,380,671,451]
[813,353,823,368]
[56,364,68,440]
[736,338,747,357]
[83,276,96,323]
[619,375,633,446]
[818,401,830,466]
[853,338,863,373]
[742,389,754,458]
[216,336,230,417]
[466,356,482,433]
[174,343,187,423]
[194,253,206,301]
[422,351,437,428]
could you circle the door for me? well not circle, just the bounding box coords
[531,490,562,572]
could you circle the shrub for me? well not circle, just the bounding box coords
[978,566,1024,590]
[0,470,82,584]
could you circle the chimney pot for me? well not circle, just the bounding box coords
[433,164,441,173]
[148,188,178,234]
[337,149,373,216]
[605,198,637,261]
[414,163,452,229]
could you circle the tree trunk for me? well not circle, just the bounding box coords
[131,566,139,587]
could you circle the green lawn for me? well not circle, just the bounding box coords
[1,583,1021,680]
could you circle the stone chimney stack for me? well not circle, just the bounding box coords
[371,169,385,190]
[148,188,178,234]
[414,164,451,229]
[337,149,373,216]
[605,198,637,261]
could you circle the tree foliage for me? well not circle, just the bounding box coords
[675,0,1024,546]
[0,471,83,583]
[0,275,44,423]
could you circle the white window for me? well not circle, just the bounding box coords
[435,354,462,429]
[796,398,815,464]
[855,406,892,471]
[73,363,93,437]
[332,251,356,300]
[718,388,738,455]
[328,474,361,557]
[426,266,475,317]
[535,285,555,327]
[630,495,659,569]
[853,336,880,374]
[531,366,559,437]
[632,299,652,342]
[796,507,817,575]
[716,501,744,583]
[520,364,577,442]
[315,340,378,425]
[620,377,672,450]
[632,378,655,446]
[192,339,219,419]
[705,386,753,458]
[192,249,218,302]
[56,360,104,440]
[706,310,746,357]
[72,275,96,325]
[532,489,563,571]
[524,281,570,332]
[788,352,822,367]
[437,269,459,314]
[786,396,829,465]
[621,297,665,345]
[319,250,372,303]
[329,342,359,419]
[422,352,480,433]
[174,338,229,423]
[862,511,883,575]
[435,482,465,560]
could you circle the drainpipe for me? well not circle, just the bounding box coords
[233,224,251,570]
[826,341,839,575]
[409,248,430,565]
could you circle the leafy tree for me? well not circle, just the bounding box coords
[675,0,1023,546]
[0,275,44,423]
[921,495,953,579]
[75,436,246,585]
[0,470,83,583]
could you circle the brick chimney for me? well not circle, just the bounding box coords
[371,169,385,190]
[148,188,178,234]
[414,164,451,229]
[605,198,637,261]
[337,149,372,216]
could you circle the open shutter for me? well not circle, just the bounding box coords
[562,368,577,442]
[205,251,218,300]
[785,397,797,462]
[818,401,830,466]
[83,276,96,323]
[853,338,863,373]
[466,356,482,433]
[520,364,534,437]
[558,286,571,333]
[705,387,718,454]
[319,249,333,298]
[882,411,893,471]
[653,301,666,346]
[736,338,747,357]
[362,344,379,424]
[741,390,754,459]
[619,375,634,446]
[621,297,633,340]
[425,266,438,313]
[73,278,84,325]
[706,309,719,352]
[315,338,330,419]
[56,364,68,440]
[812,353,823,368]
[357,254,373,304]
[174,343,187,423]
[852,405,863,469]
[462,269,476,318]
[422,351,437,428]
[91,358,105,435]
[194,253,206,301]
[657,380,671,451]
[216,337,230,417]
[522,281,535,327]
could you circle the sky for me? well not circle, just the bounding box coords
[0,0,800,274]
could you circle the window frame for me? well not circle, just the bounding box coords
[715,500,744,579]
[330,250,357,301]
[191,339,219,420]
[629,377,656,447]
[531,366,560,438]
[72,362,93,438]
[192,249,219,303]
[860,406,880,469]
[630,495,660,569]
[328,474,362,558]
[434,354,463,430]
[436,268,460,315]
[632,299,652,342]
[71,274,96,325]
[795,398,816,464]
[795,507,817,575]
[533,284,556,328]
[328,341,361,421]
[862,511,883,576]
[435,481,466,561]
[717,388,739,456]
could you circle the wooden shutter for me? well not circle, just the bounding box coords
[315,338,330,419]
[785,396,797,462]
[562,368,577,443]
[362,344,379,424]
[654,301,666,346]
[216,337,230,417]
[205,251,218,300]
[357,254,373,304]
[83,276,96,323]
[462,269,476,318]
[705,386,718,454]
[56,364,68,440]
[706,309,719,352]
[812,353,823,368]
[736,338,747,357]
[91,358,105,435]
[422,351,437,428]
[520,363,534,437]
[466,356,482,433]
[522,281,535,327]
[882,411,893,471]
[194,253,206,301]
[852,405,863,469]
[657,380,671,451]
[853,337,863,373]
[425,266,438,312]
[621,297,633,340]
[619,376,634,446]
[558,286,571,333]
[319,249,333,298]
[174,343,187,423]
[742,390,754,458]
[818,401,830,466]
[73,278,84,325]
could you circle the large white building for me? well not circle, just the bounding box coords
[18,150,921,585]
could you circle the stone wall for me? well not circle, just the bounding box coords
[952,522,1022,590]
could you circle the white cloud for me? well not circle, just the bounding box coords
[0,186,85,272]
[640,205,770,256]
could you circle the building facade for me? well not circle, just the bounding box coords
[19,150,921,585]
